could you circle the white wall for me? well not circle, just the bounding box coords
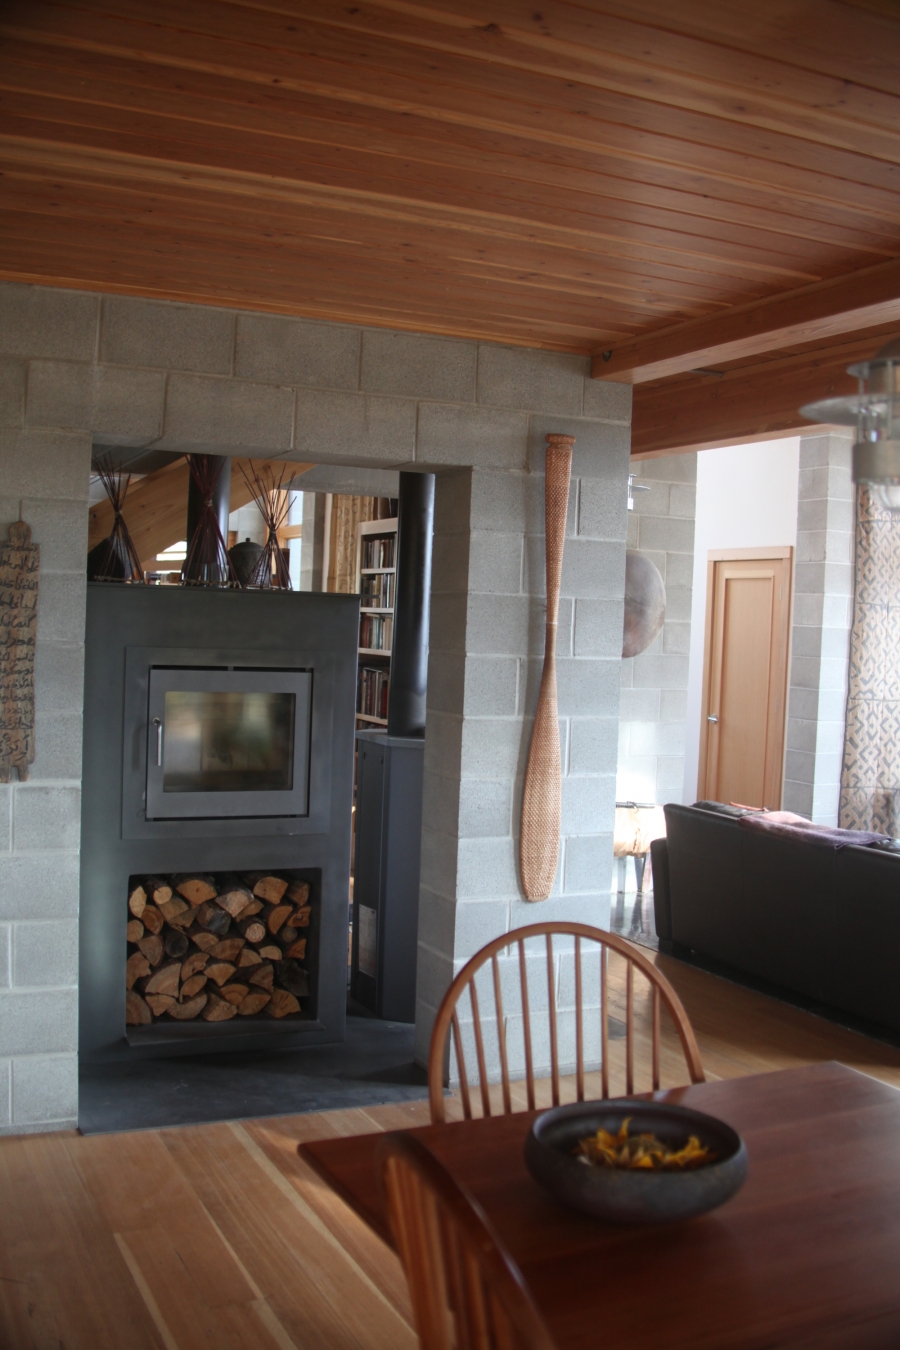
[683,438,800,804]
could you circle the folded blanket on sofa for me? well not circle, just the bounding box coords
[739,810,892,850]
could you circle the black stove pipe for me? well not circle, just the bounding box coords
[387,471,435,738]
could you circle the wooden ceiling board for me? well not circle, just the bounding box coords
[1,0,899,372]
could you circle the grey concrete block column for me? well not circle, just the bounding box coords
[617,454,696,808]
[783,432,854,824]
[415,420,630,1069]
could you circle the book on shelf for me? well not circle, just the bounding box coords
[358,666,390,720]
[360,571,395,608]
[359,613,393,651]
[361,535,396,570]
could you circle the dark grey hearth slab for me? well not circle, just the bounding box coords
[79,1016,427,1134]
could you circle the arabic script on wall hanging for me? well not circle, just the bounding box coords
[0,522,40,782]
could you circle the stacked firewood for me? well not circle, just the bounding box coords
[125,873,312,1026]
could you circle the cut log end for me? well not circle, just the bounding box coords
[126,991,152,1025]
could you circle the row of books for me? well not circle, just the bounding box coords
[361,535,396,570]
[361,571,395,608]
[360,613,393,650]
[358,667,390,720]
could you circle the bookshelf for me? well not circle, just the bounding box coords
[355,516,398,726]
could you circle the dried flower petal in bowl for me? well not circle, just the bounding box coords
[575,1117,716,1171]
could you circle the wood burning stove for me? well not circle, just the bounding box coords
[80,584,359,1062]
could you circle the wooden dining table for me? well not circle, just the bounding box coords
[299,1061,900,1349]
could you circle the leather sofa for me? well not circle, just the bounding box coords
[651,801,900,1036]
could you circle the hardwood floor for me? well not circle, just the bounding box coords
[4,949,900,1349]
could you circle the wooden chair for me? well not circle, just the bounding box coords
[379,1131,557,1350]
[428,922,704,1123]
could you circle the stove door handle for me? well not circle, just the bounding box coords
[152,717,163,767]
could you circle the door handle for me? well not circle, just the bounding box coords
[707,714,719,723]
[152,717,163,766]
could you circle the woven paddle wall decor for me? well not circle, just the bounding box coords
[520,434,573,901]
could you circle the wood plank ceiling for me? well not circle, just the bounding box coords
[2,0,899,453]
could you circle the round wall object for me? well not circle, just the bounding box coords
[622,550,666,658]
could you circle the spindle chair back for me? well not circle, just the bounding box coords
[379,1132,557,1350]
[428,923,704,1123]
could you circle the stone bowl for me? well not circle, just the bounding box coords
[525,1099,747,1225]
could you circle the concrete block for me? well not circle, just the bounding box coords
[782,780,814,816]
[582,378,632,423]
[28,713,82,782]
[668,483,697,518]
[557,657,621,716]
[362,329,475,402]
[433,467,473,536]
[561,774,615,834]
[563,833,614,893]
[636,514,694,554]
[628,720,686,756]
[797,495,830,533]
[0,928,8,985]
[417,402,528,470]
[34,642,85,716]
[573,597,625,657]
[100,296,233,373]
[464,657,519,717]
[0,284,98,362]
[0,358,25,428]
[0,788,9,854]
[561,539,627,599]
[631,652,689,690]
[35,573,86,645]
[414,997,438,1068]
[510,890,609,933]
[163,373,294,451]
[477,345,586,415]
[0,852,80,921]
[620,657,633,688]
[664,552,694,588]
[787,718,819,753]
[662,621,691,655]
[420,826,459,903]
[626,512,639,548]
[660,688,688,721]
[630,480,670,517]
[235,312,359,388]
[460,718,524,779]
[26,361,92,430]
[0,429,90,502]
[431,531,470,596]
[633,453,697,484]
[578,475,629,542]
[414,943,456,1016]
[469,470,533,534]
[295,388,416,464]
[11,1053,77,1126]
[416,888,456,963]
[0,1059,9,1126]
[12,920,78,988]
[784,749,815,785]
[422,710,463,780]
[20,498,88,572]
[466,594,532,656]
[0,989,78,1055]
[555,597,574,659]
[428,593,468,654]
[13,786,81,852]
[468,532,523,595]
[426,651,466,716]
[656,757,685,793]
[618,688,660,722]
[422,769,461,839]
[528,414,631,481]
[91,365,165,446]
[454,899,511,961]
[799,432,852,470]
[458,779,513,839]
[297,464,399,497]
[663,586,693,622]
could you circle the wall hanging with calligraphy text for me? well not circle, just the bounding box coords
[0,522,39,782]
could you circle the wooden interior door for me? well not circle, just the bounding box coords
[698,548,793,810]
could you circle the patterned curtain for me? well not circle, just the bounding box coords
[840,485,900,834]
[327,495,376,593]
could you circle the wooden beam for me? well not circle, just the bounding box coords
[629,333,880,458]
[88,459,313,558]
[592,258,900,383]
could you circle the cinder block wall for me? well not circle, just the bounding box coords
[0,281,632,1127]
[783,432,854,824]
[617,454,697,810]
[0,287,96,1132]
